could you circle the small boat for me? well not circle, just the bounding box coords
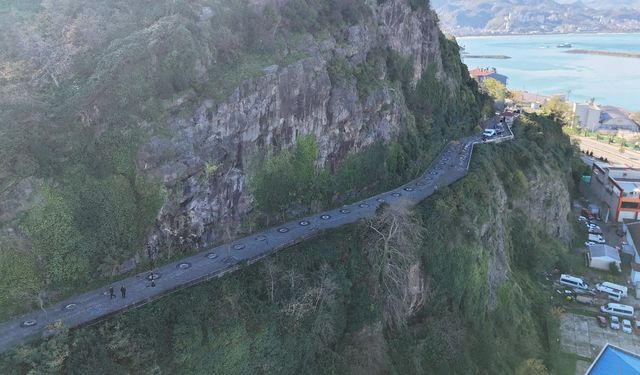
[557,43,572,48]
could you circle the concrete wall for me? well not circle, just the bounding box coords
[589,257,620,271]
[589,174,619,222]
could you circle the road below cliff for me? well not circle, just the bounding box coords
[0,122,513,354]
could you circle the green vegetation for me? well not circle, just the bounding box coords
[1,113,584,374]
[251,36,491,220]
[0,1,580,373]
[482,77,507,101]
[0,0,411,320]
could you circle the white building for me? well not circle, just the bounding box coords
[573,102,602,131]
[587,244,621,271]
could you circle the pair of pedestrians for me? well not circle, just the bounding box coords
[108,285,126,299]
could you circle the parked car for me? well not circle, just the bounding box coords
[635,319,640,333]
[578,215,588,223]
[623,319,633,333]
[611,316,621,330]
[597,315,608,328]
[483,128,496,137]
[585,241,597,247]
[588,224,601,232]
[559,274,589,291]
[601,303,635,318]
[588,233,606,244]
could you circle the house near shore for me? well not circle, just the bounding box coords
[468,67,508,86]
[573,100,639,134]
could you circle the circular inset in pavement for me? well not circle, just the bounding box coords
[177,262,191,270]
[339,209,351,214]
[277,227,289,233]
[255,235,267,241]
[64,303,78,311]
[20,320,37,328]
[358,203,369,208]
[403,187,414,192]
[206,252,219,259]
[320,214,331,220]
[376,198,386,203]
[146,273,161,281]
[232,243,245,250]
[391,192,401,197]
[299,220,310,226]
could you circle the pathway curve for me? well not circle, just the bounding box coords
[0,120,513,353]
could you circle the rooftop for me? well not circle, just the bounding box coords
[588,244,621,261]
[469,67,496,77]
[586,343,640,374]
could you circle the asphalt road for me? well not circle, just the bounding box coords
[0,124,513,354]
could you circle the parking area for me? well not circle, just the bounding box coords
[560,313,640,358]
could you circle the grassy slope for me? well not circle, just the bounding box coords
[0,113,584,374]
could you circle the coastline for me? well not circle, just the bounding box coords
[455,31,640,40]
[462,54,511,59]
[565,49,640,59]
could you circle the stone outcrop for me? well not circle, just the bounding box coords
[481,168,572,309]
[138,0,453,255]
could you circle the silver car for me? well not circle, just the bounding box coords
[611,316,621,330]
[623,319,633,333]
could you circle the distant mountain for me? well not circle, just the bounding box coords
[555,0,640,10]
[431,0,640,35]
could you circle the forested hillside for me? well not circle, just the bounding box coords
[0,113,583,374]
[0,0,490,322]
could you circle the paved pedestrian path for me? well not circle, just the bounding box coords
[0,124,513,353]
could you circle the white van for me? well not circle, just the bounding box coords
[559,274,589,291]
[597,282,628,298]
[483,128,496,137]
[600,303,635,318]
[588,233,605,244]
[596,284,623,301]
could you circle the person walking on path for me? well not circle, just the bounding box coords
[120,285,126,298]
[109,286,115,299]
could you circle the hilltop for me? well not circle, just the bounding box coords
[431,0,640,35]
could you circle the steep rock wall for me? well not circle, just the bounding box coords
[481,167,572,308]
[138,0,451,255]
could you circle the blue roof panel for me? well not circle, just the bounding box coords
[589,345,640,375]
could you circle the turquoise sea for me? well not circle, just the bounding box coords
[457,33,640,111]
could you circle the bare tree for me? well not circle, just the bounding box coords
[367,203,430,329]
[262,259,280,302]
[281,264,337,327]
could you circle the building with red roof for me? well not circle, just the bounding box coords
[469,67,508,86]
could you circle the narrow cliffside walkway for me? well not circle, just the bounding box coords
[0,122,513,353]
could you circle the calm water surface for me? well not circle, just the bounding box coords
[457,33,640,111]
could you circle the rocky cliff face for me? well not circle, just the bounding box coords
[481,166,572,308]
[137,0,449,255]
